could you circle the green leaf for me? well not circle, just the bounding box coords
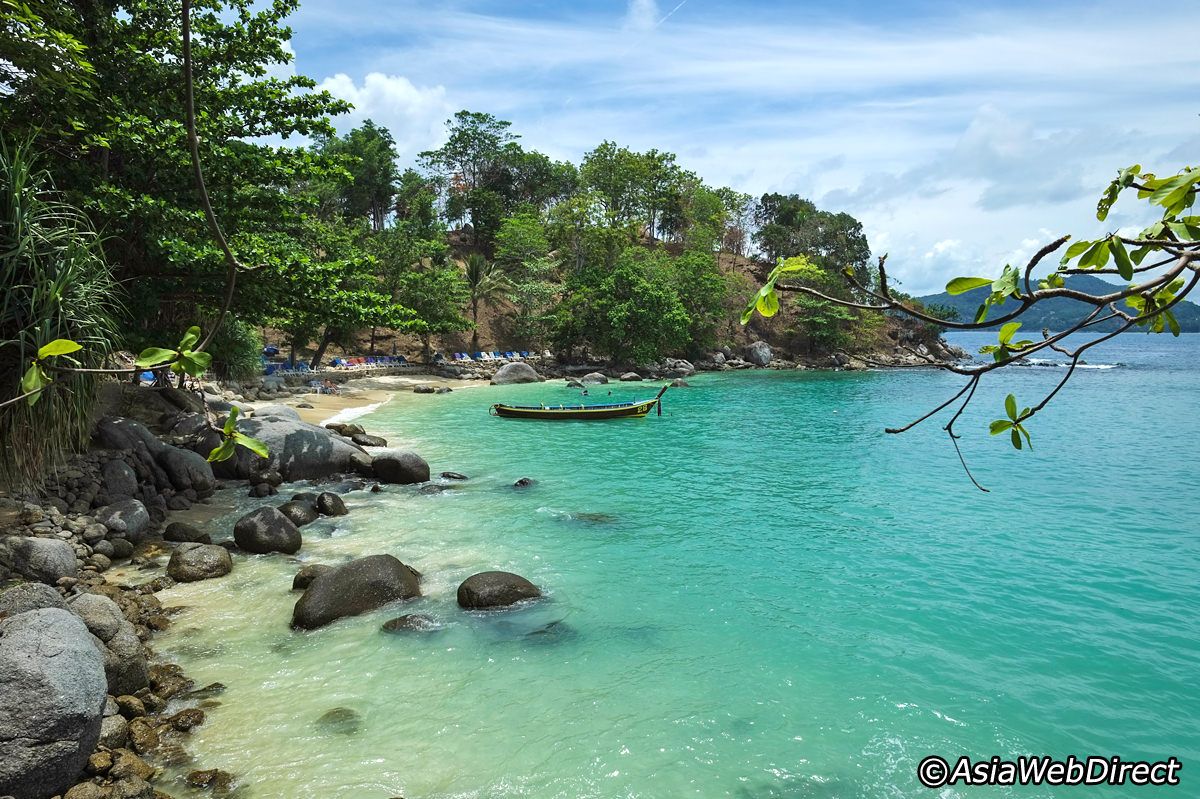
[178,326,201,350]
[1110,236,1134,281]
[1060,240,1092,263]
[206,439,236,463]
[37,339,83,359]
[1038,272,1065,289]
[1018,424,1033,450]
[135,347,178,368]
[755,289,780,318]
[223,406,240,435]
[946,276,993,295]
[1166,309,1181,337]
[1078,240,1111,269]
[175,351,212,377]
[740,305,754,325]
[998,322,1021,345]
[234,433,269,459]
[1004,394,1018,421]
[973,303,989,324]
[1010,428,1023,450]
[20,364,50,406]
[989,419,1013,435]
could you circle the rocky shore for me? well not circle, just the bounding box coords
[0,338,965,799]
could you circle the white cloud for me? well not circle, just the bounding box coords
[624,0,658,32]
[316,73,454,160]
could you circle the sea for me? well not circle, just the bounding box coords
[154,331,1199,798]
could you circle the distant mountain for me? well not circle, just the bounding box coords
[917,273,1200,332]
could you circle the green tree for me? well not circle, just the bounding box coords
[393,264,470,361]
[316,119,400,231]
[463,253,512,353]
[494,211,550,270]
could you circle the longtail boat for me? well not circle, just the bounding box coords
[490,385,669,420]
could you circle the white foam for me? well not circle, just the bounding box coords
[320,400,386,427]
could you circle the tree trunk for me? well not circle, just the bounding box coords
[470,300,480,353]
[309,328,334,370]
[421,334,432,363]
[369,327,377,355]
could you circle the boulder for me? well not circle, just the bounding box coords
[199,415,373,482]
[491,362,540,385]
[292,564,332,591]
[315,492,348,516]
[351,433,388,447]
[457,571,542,609]
[94,499,151,540]
[156,445,216,495]
[0,582,68,618]
[512,477,537,489]
[440,471,469,481]
[68,593,126,642]
[163,521,210,544]
[619,372,643,381]
[0,609,107,799]
[412,384,436,394]
[671,378,690,387]
[10,536,78,585]
[166,543,232,582]
[277,500,319,527]
[292,554,421,630]
[581,372,608,385]
[372,450,430,485]
[291,492,319,503]
[233,507,302,555]
[253,404,301,420]
[565,378,584,388]
[744,341,772,366]
[101,459,139,499]
[380,613,439,634]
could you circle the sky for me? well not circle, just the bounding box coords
[279,0,1199,295]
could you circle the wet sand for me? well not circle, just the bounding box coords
[260,374,490,425]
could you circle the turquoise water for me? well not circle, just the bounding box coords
[155,333,1199,798]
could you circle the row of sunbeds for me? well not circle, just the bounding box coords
[449,351,537,363]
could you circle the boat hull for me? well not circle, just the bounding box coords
[491,400,659,420]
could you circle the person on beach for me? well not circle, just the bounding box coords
[323,379,339,395]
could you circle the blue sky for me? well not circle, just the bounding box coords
[279,0,1199,295]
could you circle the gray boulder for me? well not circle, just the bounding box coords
[233,507,302,554]
[315,492,348,517]
[10,537,77,585]
[163,521,210,544]
[94,499,150,540]
[101,459,139,499]
[581,372,608,385]
[619,372,642,381]
[0,582,68,617]
[292,554,421,630]
[491,362,540,385]
[372,450,430,485]
[205,415,373,482]
[744,341,773,366]
[0,609,107,799]
[253,404,301,420]
[457,571,542,609]
[351,433,387,447]
[97,625,149,696]
[167,543,232,582]
[67,593,125,642]
[292,564,332,591]
[278,500,319,527]
[156,445,216,495]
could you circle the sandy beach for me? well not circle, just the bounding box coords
[265,373,491,425]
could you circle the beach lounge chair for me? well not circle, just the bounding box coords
[492,351,503,361]
[520,351,530,359]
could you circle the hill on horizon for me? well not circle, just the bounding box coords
[917,272,1200,333]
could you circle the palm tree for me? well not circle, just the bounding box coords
[464,253,511,353]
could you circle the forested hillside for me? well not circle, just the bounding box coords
[918,273,1200,332]
[2,0,936,374]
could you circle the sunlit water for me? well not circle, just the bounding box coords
[154,332,1200,798]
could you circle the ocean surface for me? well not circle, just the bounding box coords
[155,332,1199,798]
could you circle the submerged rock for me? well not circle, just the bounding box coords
[233,507,302,554]
[372,450,431,485]
[440,471,469,481]
[166,543,232,582]
[163,521,211,544]
[351,432,388,447]
[0,609,107,799]
[315,491,348,516]
[291,564,332,591]
[291,554,421,630]
[512,477,537,489]
[277,500,319,527]
[380,613,439,634]
[457,571,542,610]
[314,707,361,735]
